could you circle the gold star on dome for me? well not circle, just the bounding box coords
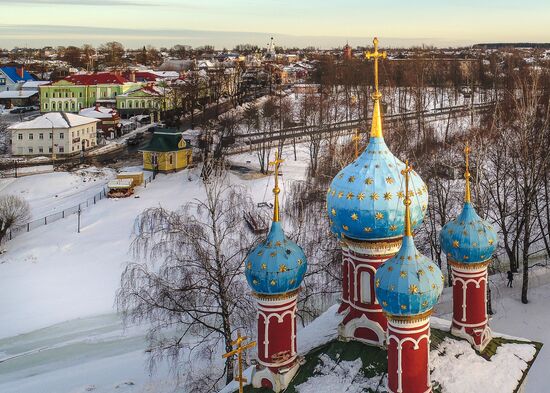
[261,263,267,270]
[364,227,373,233]
[275,241,282,246]
[253,279,258,285]
[401,304,407,310]
[400,271,407,278]
[422,204,427,211]
[279,264,288,272]
[331,208,336,216]
[375,212,384,220]
[488,239,494,245]
[432,283,436,289]
[289,278,295,285]
[418,269,425,276]
[338,173,344,179]
[422,300,428,308]
[297,258,303,265]
[384,192,392,200]
[270,279,276,286]
[343,224,349,231]
[382,300,388,307]
[370,192,379,201]
[386,177,394,184]
[365,177,374,185]
[257,250,263,256]
[327,187,331,194]
[247,262,252,269]
[397,191,404,199]
[351,213,359,221]
[331,190,335,196]
[472,242,478,247]
[409,284,419,294]
[453,240,459,248]
[375,278,380,288]
[338,191,344,198]
[347,192,354,200]
[428,265,434,272]
[348,176,355,183]
[390,224,397,231]
[270,251,277,257]
[463,255,469,260]
[357,192,365,200]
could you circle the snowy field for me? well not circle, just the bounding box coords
[0,141,548,392]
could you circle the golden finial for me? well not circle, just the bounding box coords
[365,37,387,138]
[222,331,257,393]
[464,142,471,203]
[352,128,360,158]
[401,160,413,237]
[269,150,284,222]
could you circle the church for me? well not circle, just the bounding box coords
[222,38,542,393]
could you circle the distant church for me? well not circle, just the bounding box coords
[224,38,542,393]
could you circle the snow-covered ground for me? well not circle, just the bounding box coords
[0,140,548,393]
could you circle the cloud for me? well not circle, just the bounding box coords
[0,0,157,6]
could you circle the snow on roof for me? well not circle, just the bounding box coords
[8,112,99,130]
[79,106,117,119]
[0,66,35,83]
[0,90,38,99]
[21,81,50,89]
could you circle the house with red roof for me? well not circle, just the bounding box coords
[39,72,142,113]
[116,84,173,118]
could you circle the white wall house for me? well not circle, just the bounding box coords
[8,112,99,156]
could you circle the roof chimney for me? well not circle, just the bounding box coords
[16,66,24,79]
[129,70,136,82]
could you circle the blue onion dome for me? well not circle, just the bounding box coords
[375,236,444,316]
[245,221,307,295]
[440,203,498,264]
[326,135,428,240]
[244,151,307,296]
[375,161,443,317]
[440,143,498,264]
[326,38,427,241]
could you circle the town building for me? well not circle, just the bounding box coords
[140,128,192,172]
[8,112,99,156]
[0,66,35,92]
[78,104,121,139]
[39,72,141,113]
[116,84,172,119]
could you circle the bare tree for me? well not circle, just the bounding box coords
[116,177,256,391]
[0,195,30,244]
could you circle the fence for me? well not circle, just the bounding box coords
[6,172,154,242]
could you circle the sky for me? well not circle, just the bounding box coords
[1,0,549,49]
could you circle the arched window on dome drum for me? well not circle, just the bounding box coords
[360,271,372,304]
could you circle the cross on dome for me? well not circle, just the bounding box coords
[269,150,284,222]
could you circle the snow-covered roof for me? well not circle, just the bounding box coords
[79,106,117,119]
[8,112,100,130]
[220,306,542,393]
[0,90,38,99]
[21,81,50,89]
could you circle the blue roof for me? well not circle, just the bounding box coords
[326,136,428,240]
[245,221,307,295]
[0,67,35,83]
[440,202,498,264]
[375,235,444,316]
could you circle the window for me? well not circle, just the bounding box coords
[72,131,74,138]
[79,92,83,98]
[45,92,48,98]
[360,271,372,304]
[52,102,56,110]
[39,147,44,153]
[77,130,80,136]
[59,132,64,139]
[28,147,33,153]
[39,133,44,139]
[65,92,69,98]
[71,102,75,109]
[120,102,125,108]
[49,132,53,139]
[18,134,23,140]
[44,103,48,110]
[58,146,64,153]
[29,133,33,140]
[169,154,173,165]
[49,147,52,153]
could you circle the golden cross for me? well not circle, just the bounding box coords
[269,150,284,222]
[352,129,361,158]
[464,142,471,203]
[365,37,387,97]
[222,331,257,393]
[401,160,413,237]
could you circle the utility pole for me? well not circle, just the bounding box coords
[77,205,81,233]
